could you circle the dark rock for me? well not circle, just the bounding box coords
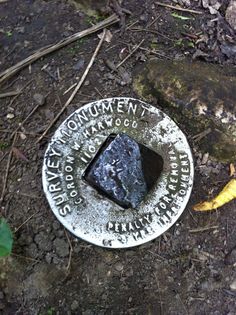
[225,247,236,265]
[84,133,164,209]
[133,59,236,162]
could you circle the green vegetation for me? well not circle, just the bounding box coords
[85,12,105,25]
[0,142,10,150]
[47,307,55,315]
[171,13,193,20]
[5,31,12,37]
[0,218,13,257]
[67,38,86,54]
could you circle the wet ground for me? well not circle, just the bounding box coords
[1,0,236,314]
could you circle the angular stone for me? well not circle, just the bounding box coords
[84,133,164,209]
[133,60,236,162]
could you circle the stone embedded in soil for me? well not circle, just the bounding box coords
[53,238,69,258]
[225,247,236,265]
[226,0,236,31]
[71,300,79,311]
[73,59,85,71]
[84,133,164,209]
[133,59,236,162]
[34,232,52,251]
[230,279,236,291]
[33,93,45,106]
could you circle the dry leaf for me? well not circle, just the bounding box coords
[98,30,112,43]
[193,179,236,211]
[230,163,236,177]
[12,147,29,162]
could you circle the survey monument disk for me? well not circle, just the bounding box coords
[42,98,194,248]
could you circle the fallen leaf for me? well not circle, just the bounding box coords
[98,29,113,43]
[230,163,236,177]
[193,179,236,211]
[12,147,29,162]
[171,13,192,20]
[0,218,13,257]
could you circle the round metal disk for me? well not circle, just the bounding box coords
[42,98,194,248]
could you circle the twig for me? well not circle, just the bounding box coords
[0,129,50,138]
[130,28,175,41]
[110,0,127,34]
[0,152,8,164]
[95,87,104,98]
[11,91,50,138]
[126,19,139,30]
[36,29,107,143]
[14,192,42,199]
[11,252,41,263]
[8,79,33,107]
[116,38,144,68]
[154,273,163,315]
[155,1,203,14]
[189,225,218,233]
[65,229,73,271]
[147,14,161,28]
[0,91,20,98]
[14,212,38,233]
[117,39,170,58]
[192,128,211,142]
[0,14,119,85]
[176,294,188,315]
[138,46,171,59]
[148,250,166,262]
[63,83,77,95]
[0,133,17,204]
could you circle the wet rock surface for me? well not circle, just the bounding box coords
[134,59,236,162]
[84,133,164,209]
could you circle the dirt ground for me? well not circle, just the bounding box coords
[1,0,236,314]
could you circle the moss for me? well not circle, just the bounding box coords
[69,0,107,20]
[133,59,236,162]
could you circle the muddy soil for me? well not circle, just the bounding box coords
[0,0,236,314]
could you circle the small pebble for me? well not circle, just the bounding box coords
[19,132,27,140]
[6,113,15,119]
[201,152,209,165]
[71,300,79,311]
[73,59,84,71]
[114,262,123,272]
[33,93,45,106]
[225,247,236,266]
[230,279,236,290]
